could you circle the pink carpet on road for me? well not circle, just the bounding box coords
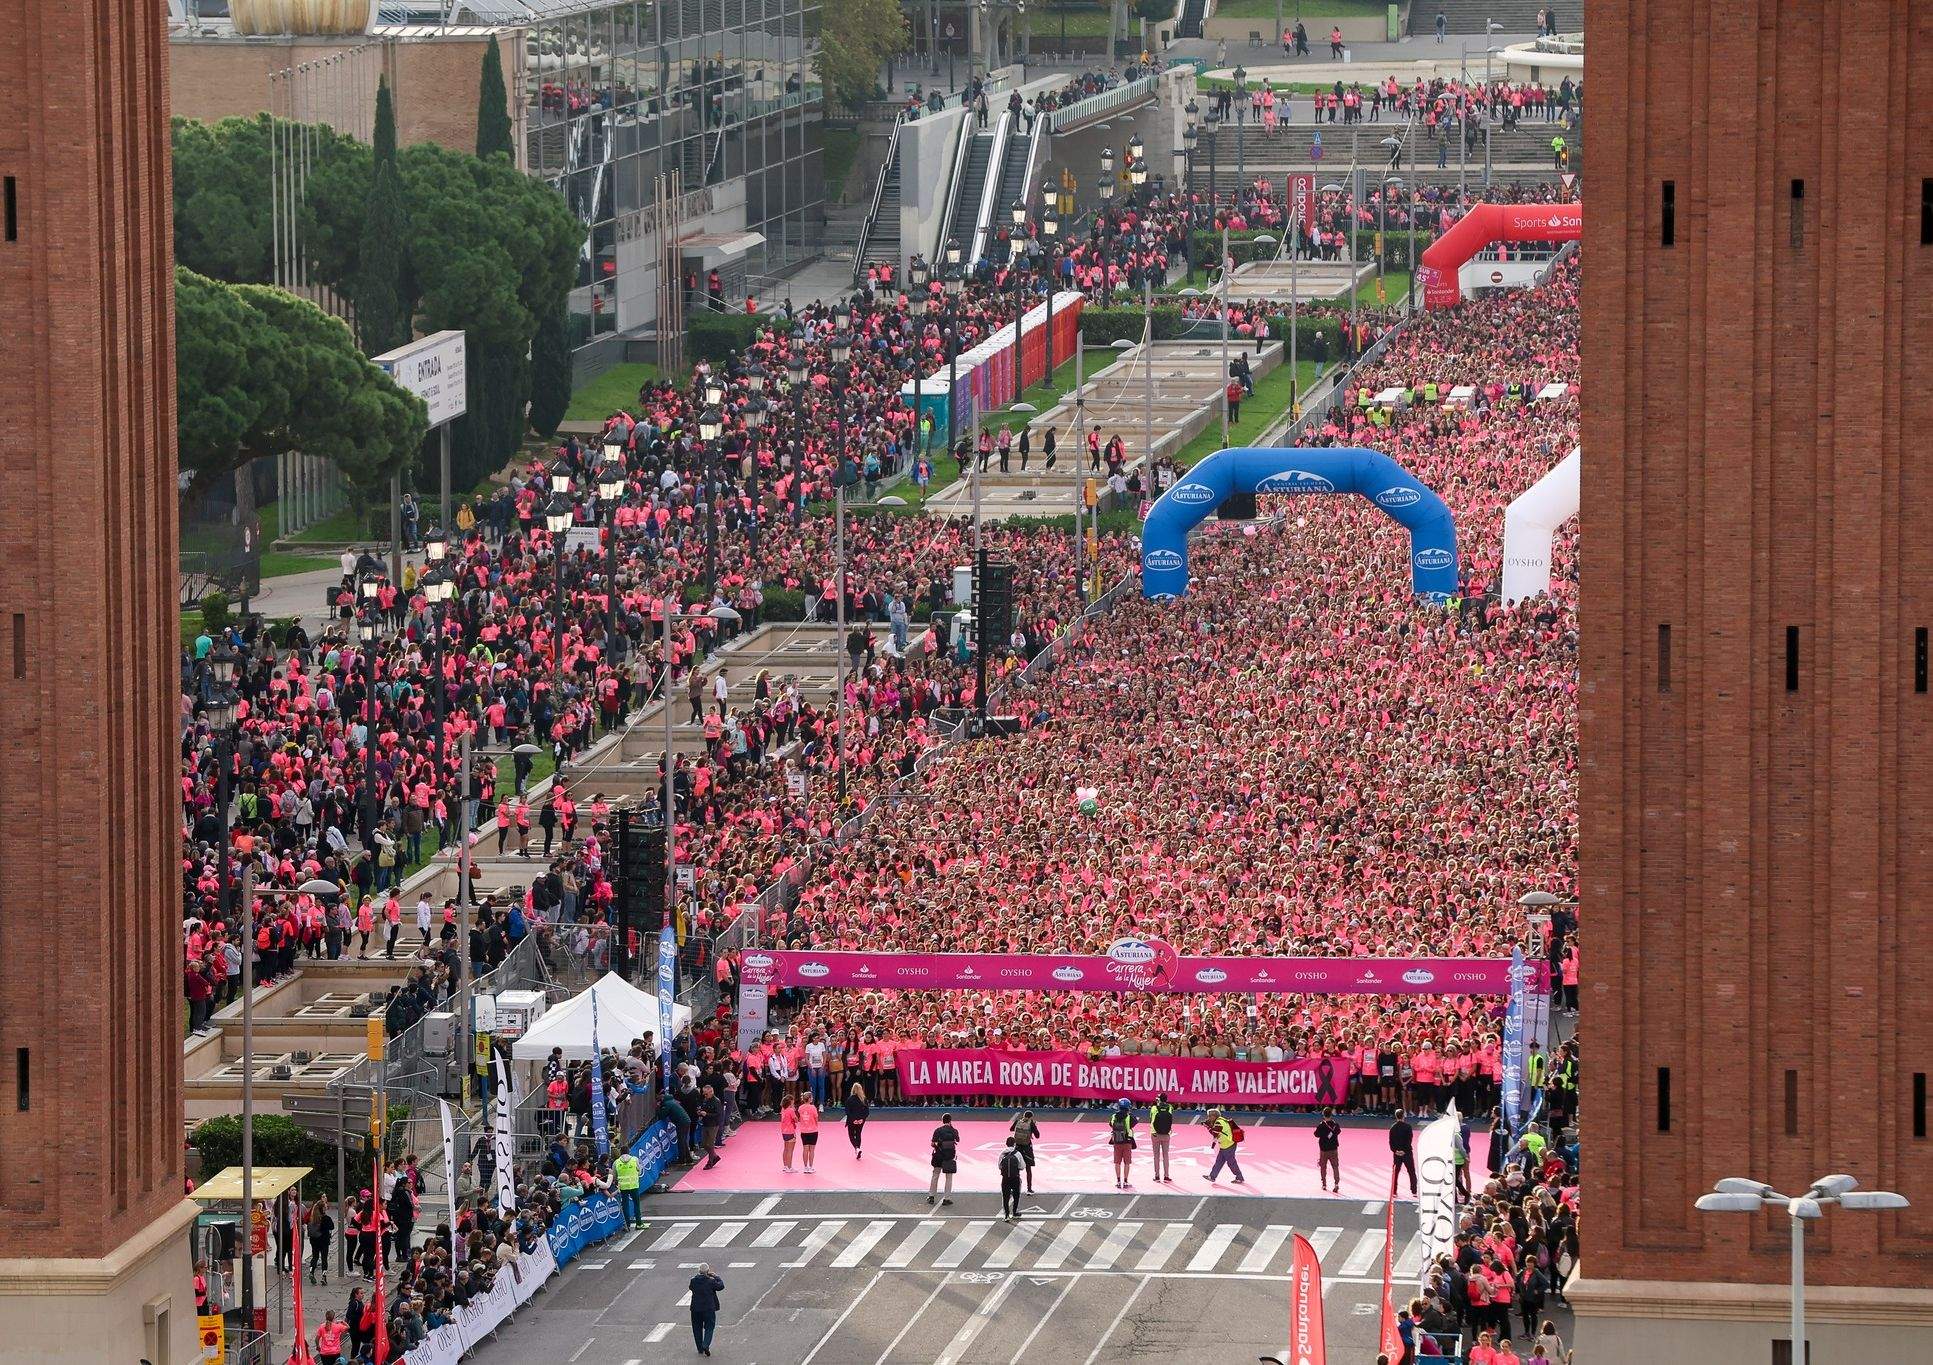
[670,1121,1485,1199]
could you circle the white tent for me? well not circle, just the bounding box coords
[509,972,691,1061]
[1500,446,1580,606]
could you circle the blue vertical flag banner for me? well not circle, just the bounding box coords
[657,930,678,1093]
[1501,946,1527,1135]
[589,991,610,1156]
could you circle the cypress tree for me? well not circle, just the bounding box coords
[356,78,409,356]
[527,299,573,438]
[476,36,513,161]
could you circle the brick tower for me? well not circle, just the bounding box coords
[0,0,197,1360]
[1575,0,1933,1356]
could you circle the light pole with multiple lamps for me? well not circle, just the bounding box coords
[1695,1175,1909,1361]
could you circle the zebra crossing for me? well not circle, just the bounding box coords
[585,1215,1425,1279]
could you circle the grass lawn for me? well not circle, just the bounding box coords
[1348,270,1413,306]
[565,361,663,423]
[1175,357,1328,466]
[282,504,366,545]
[1036,2,1118,37]
[822,126,861,197]
[260,551,339,579]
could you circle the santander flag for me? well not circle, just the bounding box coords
[1288,1231,1328,1365]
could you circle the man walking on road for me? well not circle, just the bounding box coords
[1390,1109,1418,1196]
[999,1137,1026,1220]
[1008,1110,1041,1193]
[928,1112,960,1206]
[1148,1093,1176,1182]
[1204,1109,1245,1184]
[688,1264,724,1357]
[1315,1107,1342,1193]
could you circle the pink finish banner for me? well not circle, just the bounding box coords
[896,1048,1352,1106]
[739,941,1544,995]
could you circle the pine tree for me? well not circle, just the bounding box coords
[356,78,409,356]
[476,35,513,161]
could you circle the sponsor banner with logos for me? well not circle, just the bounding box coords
[897,1048,1351,1106]
[740,948,1542,995]
[547,1191,626,1269]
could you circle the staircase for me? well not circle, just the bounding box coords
[1428,0,1549,35]
[987,120,1039,244]
[943,128,998,263]
[853,136,905,282]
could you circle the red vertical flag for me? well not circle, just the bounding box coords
[1288,1231,1328,1365]
[1378,1171,1403,1363]
[288,1193,313,1365]
[372,1157,391,1365]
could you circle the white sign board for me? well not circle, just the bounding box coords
[564,525,602,556]
[374,329,468,427]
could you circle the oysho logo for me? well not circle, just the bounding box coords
[1193,967,1229,985]
[1168,482,1215,505]
[1414,546,1455,571]
[1256,469,1337,495]
[1145,548,1185,572]
[1402,968,1436,985]
[1051,965,1086,983]
[797,961,831,979]
[1375,485,1421,509]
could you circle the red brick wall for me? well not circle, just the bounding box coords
[1581,0,1933,1290]
[0,0,185,1256]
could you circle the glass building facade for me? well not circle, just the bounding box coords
[517,0,825,352]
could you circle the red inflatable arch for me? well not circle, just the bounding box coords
[1418,201,1582,308]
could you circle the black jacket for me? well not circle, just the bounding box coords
[688,1271,724,1314]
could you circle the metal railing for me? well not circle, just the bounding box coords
[853,108,909,285]
[1044,74,1159,134]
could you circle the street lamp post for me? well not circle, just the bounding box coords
[596,455,626,677]
[1180,99,1199,274]
[785,347,809,520]
[700,374,725,593]
[742,364,768,559]
[544,489,574,709]
[1696,1175,1910,1362]
[355,582,384,854]
[943,242,965,465]
[232,866,340,1333]
[1039,186,1060,378]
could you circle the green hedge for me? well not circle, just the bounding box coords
[190,1114,337,1200]
[1079,306,1186,344]
[687,311,795,364]
[761,587,808,622]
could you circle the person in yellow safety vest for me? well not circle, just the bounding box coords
[1204,1109,1246,1184]
[1423,380,1439,403]
[1358,385,1373,408]
[1526,1040,1548,1112]
[614,1150,644,1228]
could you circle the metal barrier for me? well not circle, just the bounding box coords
[1044,74,1159,134]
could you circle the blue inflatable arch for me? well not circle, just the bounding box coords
[1141,446,1460,600]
